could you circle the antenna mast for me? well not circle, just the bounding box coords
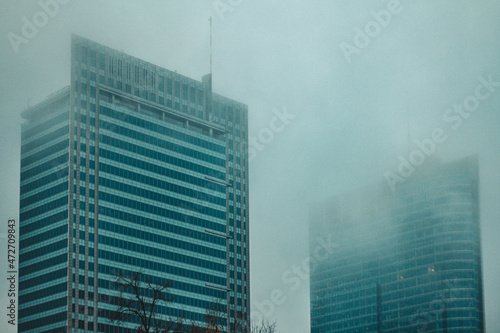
[209,16,213,77]
[407,102,411,155]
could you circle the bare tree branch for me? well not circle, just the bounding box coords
[110,270,176,333]
[249,319,277,333]
[109,272,276,333]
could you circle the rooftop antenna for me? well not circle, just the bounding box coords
[407,101,411,156]
[209,16,213,80]
[202,17,214,121]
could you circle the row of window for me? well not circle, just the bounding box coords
[97,280,224,316]
[99,141,224,189]
[314,241,479,278]
[21,153,68,183]
[21,139,69,170]
[20,224,68,255]
[19,309,66,332]
[20,282,66,307]
[22,124,69,156]
[97,269,225,301]
[98,208,225,246]
[21,210,68,239]
[100,161,224,202]
[100,106,225,153]
[20,238,67,268]
[98,231,226,270]
[100,218,224,251]
[21,165,69,197]
[21,195,68,224]
[100,119,225,168]
[97,251,226,286]
[22,110,69,141]
[99,154,225,197]
[20,181,68,211]
[99,176,224,219]
[98,189,225,230]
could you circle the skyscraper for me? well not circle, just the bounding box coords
[19,35,249,332]
[310,156,484,332]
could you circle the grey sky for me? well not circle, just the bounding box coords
[1,1,499,332]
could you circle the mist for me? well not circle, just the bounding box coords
[1,1,499,332]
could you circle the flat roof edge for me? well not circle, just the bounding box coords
[21,86,70,119]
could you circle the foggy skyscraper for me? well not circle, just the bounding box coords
[2,2,500,333]
[310,156,484,332]
[19,35,249,332]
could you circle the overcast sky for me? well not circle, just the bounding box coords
[1,1,499,332]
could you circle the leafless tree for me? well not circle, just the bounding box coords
[110,270,181,333]
[110,273,277,333]
[185,303,276,333]
[204,300,227,333]
[227,310,249,333]
[249,319,277,333]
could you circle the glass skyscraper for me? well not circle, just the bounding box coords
[310,156,484,332]
[19,35,249,332]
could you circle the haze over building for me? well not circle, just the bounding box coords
[19,35,249,332]
[310,156,484,332]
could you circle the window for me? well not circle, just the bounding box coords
[117,59,122,77]
[159,75,164,91]
[126,63,131,81]
[98,53,105,69]
[135,65,140,84]
[143,68,148,87]
[167,78,172,94]
[174,81,180,97]
[108,56,114,77]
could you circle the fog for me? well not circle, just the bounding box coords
[1,1,499,332]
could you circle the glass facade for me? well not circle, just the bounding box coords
[19,88,71,333]
[310,156,484,332]
[19,35,249,332]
